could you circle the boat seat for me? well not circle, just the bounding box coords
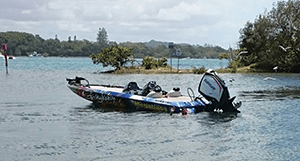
[141,81,159,96]
[146,91,162,98]
[122,82,140,94]
[166,87,181,97]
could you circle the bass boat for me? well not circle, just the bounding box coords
[66,69,241,114]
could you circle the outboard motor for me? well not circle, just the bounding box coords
[198,69,241,112]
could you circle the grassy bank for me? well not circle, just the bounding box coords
[108,64,268,74]
[215,64,270,73]
[215,65,252,73]
[114,66,193,74]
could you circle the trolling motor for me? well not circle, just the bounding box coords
[198,69,241,112]
[66,76,90,87]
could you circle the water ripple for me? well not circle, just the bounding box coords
[1,58,300,160]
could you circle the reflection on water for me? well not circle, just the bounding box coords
[205,112,238,123]
[84,103,130,113]
[240,86,300,101]
[81,102,240,126]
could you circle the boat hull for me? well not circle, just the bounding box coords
[67,85,207,113]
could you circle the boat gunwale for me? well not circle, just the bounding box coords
[68,84,205,108]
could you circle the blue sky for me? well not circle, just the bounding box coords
[0,0,280,49]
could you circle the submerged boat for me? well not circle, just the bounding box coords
[66,69,241,114]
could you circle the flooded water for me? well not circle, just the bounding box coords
[1,57,300,160]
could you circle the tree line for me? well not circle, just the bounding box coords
[0,28,228,59]
[120,41,227,59]
[238,0,300,72]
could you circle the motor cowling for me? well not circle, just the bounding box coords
[198,69,240,112]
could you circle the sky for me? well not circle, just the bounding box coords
[0,0,280,49]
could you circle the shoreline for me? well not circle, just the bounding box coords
[105,65,273,74]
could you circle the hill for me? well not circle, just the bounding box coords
[0,31,228,58]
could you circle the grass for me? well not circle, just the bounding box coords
[215,66,252,73]
[216,64,270,73]
[104,64,271,74]
[114,66,193,74]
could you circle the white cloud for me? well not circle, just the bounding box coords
[0,0,278,48]
[57,21,91,32]
[21,10,32,14]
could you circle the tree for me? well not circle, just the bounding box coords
[44,39,61,56]
[218,53,230,60]
[97,27,108,48]
[90,45,133,70]
[238,0,300,72]
[0,31,228,58]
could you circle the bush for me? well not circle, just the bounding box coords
[142,57,168,69]
[157,57,168,67]
[142,57,155,69]
[231,62,237,73]
[192,66,206,74]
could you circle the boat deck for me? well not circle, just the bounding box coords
[89,85,192,102]
[91,85,124,93]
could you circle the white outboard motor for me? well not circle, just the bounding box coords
[198,69,241,112]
